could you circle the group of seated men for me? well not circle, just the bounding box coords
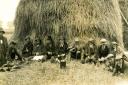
[0,27,127,75]
[70,38,126,76]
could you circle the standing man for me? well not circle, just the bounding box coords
[0,27,8,66]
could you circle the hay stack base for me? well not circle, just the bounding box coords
[14,0,123,47]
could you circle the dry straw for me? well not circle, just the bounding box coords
[13,0,123,47]
[119,0,128,49]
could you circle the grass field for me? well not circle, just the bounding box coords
[0,32,128,85]
[1,60,128,85]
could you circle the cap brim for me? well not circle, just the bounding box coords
[101,42,106,43]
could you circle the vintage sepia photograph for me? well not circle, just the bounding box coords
[0,0,128,85]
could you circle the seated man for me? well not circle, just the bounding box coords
[33,37,44,55]
[45,35,55,59]
[22,36,33,58]
[70,38,82,60]
[97,39,110,63]
[0,41,22,72]
[7,41,22,62]
[56,37,68,68]
[83,38,97,64]
[111,42,125,76]
[57,37,68,59]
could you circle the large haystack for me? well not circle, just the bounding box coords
[119,0,128,49]
[14,0,123,47]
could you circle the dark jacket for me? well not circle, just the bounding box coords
[22,41,33,56]
[45,39,55,53]
[33,44,43,54]
[0,36,8,65]
[70,42,82,59]
[7,46,22,61]
[84,42,97,56]
[57,41,68,54]
[98,44,110,58]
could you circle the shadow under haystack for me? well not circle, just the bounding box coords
[13,0,124,47]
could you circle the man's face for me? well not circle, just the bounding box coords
[101,42,106,45]
[75,41,79,44]
[60,40,64,44]
[113,44,117,48]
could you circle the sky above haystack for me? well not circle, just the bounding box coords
[0,0,20,29]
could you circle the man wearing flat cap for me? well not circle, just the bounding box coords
[45,35,55,59]
[83,38,97,64]
[22,36,33,58]
[70,38,82,60]
[97,38,110,63]
[0,27,8,66]
[110,41,125,75]
[33,37,43,55]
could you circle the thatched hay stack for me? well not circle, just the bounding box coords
[119,0,128,20]
[14,0,123,47]
[119,0,128,49]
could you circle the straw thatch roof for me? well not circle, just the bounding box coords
[13,0,124,47]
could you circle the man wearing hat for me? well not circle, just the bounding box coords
[110,42,124,57]
[45,35,55,59]
[0,27,8,66]
[83,38,97,64]
[111,41,125,75]
[97,38,110,63]
[57,37,68,55]
[22,36,33,58]
[70,38,82,60]
[55,37,68,65]
[33,37,44,55]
